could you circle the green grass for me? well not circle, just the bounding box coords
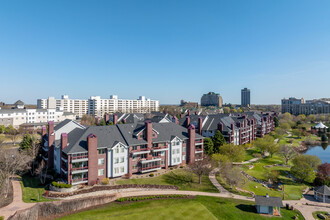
[278,134,320,147]
[0,216,4,220]
[20,174,53,203]
[116,169,218,193]
[58,196,304,220]
[235,156,307,200]
[245,148,260,161]
[313,211,329,220]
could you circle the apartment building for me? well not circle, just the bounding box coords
[0,108,76,128]
[241,88,251,107]
[38,95,159,118]
[178,112,275,145]
[41,119,203,185]
[281,97,330,115]
[201,92,223,107]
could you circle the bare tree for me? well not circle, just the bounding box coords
[8,127,19,145]
[187,156,212,184]
[280,145,297,165]
[0,148,32,199]
[224,166,243,189]
[0,136,5,148]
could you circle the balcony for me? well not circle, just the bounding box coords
[140,165,161,173]
[140,156,161,164]
[72,155,88,163]
[72,167,88,174]
[72,177,88,185]
[132,148,151,155]
[195,149,203,154]
[151,146,168,152]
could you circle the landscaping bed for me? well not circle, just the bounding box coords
[115,195,194,203]
[44,184,178,198]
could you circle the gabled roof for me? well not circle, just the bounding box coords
[314,122,328,129]
[315,185,330,195]
[255,195,283,207]
[15,100,24,105]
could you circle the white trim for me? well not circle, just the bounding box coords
[132,150,150,155]
[72,158,88,163]
[72,180,88,185]
[72,169,88,174]
[152,148,169,152]
[140,167,161,173]
[140,157,161,163]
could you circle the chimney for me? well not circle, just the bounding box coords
[218,123,223,132]
[173,116,179,125]
[61,133,68,150]
[42,126,47,137]
[187,125,196,164]
[145,120,152,147]
[186,116,191,128]
[198,117,203,135]
[113,114,118,125]
[104,113,109,123]
[231,123,235,135]
[48,121,54,136]
[87,134,98,186]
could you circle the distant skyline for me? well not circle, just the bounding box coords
[1,0,330,105]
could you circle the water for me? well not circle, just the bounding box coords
[304,143,330,163]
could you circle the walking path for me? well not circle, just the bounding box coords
[0,180,34,220]
[1,171,329,220]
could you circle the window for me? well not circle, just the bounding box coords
[172,149,175,155]
[183,147,186,153]
[120,157,124,163]
[161,151,165,156]
[114,168,119,174]
[115,148,119,153]
[120,148,124,153]
[173,158,176,163]
[120,167,124,172]
[176,149,180,154]
[132,146,137,151]
[176,142,180,145]
[114,158,119,164]
[98,158,104,165]
[98,169,104,176]
[98,149,106,154]
[183,155,186,161]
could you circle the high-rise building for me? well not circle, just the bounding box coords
[37,95,159,118]
[201,92,223,107]
[281,97,330,115]
[241,88,251,107]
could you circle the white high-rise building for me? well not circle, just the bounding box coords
[37,95,159,118]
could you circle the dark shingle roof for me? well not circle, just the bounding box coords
[255,195,283,207]
[54,119,73,131]
[315,185,330,195]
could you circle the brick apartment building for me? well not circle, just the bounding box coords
[178,111,275,145]
[42,117,203,186]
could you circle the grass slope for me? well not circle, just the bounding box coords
[58,196,304,220]
[116,169,218,193]
[20,175,53,203]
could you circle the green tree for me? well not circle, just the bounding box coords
[212,130,226,153]
[203,137,214,155]
[274,116,279,127]
[292,128,303,138]
[223,107,230,114]
[218,144,245,162]
[280,122,291,131]
[307,114,316,122]
[0,125,6,134]
[19,133,33,151]
[99,119,106,126]
[108,121,114,125]
[266,143,279,158]
[290,155,321,183]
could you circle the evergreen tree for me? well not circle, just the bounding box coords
[19,133,32,151]
[274,116,279,127]
[203,137,214,155]
[99,119,106,126]
[212,130,226,153]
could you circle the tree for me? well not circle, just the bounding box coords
[0,148,32,199]
[292,129,303,138]
[319,115,326,122]
[218,144,245,162]
[187,155,212,184]
[254,135,274,155]
[224,166,243,188]
[19,134,40,175]
[0,125,6,134]
[297,114,306,122]
[307,114,316,122]
[223,107,230,114]
[264,170,280,186]
[280,122,291,131]
[290,155,321,183]
[274,117,279,127]
[7,126,18,145]
[0,136,5,148]
[280,145,297,165]
[266,143,279,158]
[274,127,286,136]
[203,137,214,155]
[99,119,106,126]
[212,154,231,174]
[314,163,330,186]
[230,109,237,113]
[212,130,226,153]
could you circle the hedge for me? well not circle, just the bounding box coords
[116,195,188,202]
[52,181,72,188]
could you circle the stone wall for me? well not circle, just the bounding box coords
[8,194,117,220]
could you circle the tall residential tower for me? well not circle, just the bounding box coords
[241,88,251,107]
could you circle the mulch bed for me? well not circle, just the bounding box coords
[44,184,179,198]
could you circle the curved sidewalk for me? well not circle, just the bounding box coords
[0,180,34,220]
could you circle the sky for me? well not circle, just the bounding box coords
[0,0,330,105]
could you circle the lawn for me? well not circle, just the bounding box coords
[277,134,320,147]
[58,196,304,220]
[20,174,53,203]
[244,147,260,161]
[116,168,218,193]
[312,211,329,220]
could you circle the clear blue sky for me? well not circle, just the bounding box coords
[0,0,329,105]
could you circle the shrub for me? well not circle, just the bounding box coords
[102,178,110,185]
[52,181,72,188]
[115,195,188,202]
[180,166,183,168]
[149,173,154,177]
[170,167,173,170]
[321,134,328,142]
[252,153,262,158]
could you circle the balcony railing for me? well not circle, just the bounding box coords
[72,166,88,171]
[72,155,88,160]
[140,156,161,163]
[140,164,161,171]
[72,177,88,183]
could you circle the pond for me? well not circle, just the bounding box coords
[304,143,330,163]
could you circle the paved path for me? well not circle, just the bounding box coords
[0,180,34,220]
[1,173,329,220]
[232,157,259,165]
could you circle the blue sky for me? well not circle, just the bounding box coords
[0,0,329,105]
